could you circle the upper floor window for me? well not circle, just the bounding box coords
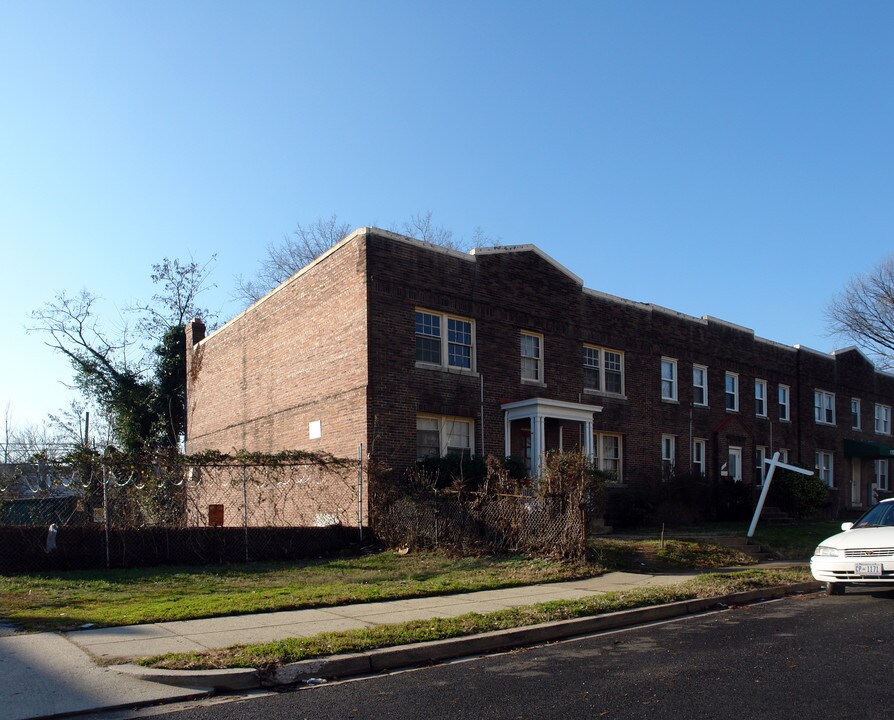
[692,365,708,406]
[814,390,836,425]
[778,385,790,422]
[661,358,678,401]
[520,331,543,383]
[415,310,475,371]
[583,345,624,395]
[416,415,473,460]
[725,372,739,412]
[875,404,892,435]
[852,398,862,430]
[755,379,767,417]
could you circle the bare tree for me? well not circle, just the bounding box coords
[131,255,217,338]
[233,215,351,305]
[827,255,894,369]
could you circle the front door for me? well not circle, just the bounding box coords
[851,461,862,507]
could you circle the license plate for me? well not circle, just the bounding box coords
[855,563,882,576]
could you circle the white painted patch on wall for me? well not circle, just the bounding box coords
[309,420,322,440]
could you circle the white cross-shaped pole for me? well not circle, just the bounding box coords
[747,451,815,538]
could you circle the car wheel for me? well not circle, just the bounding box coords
[826,582,845,596]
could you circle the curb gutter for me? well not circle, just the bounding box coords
[115,581,822,691]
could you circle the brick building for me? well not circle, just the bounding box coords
[185,227,894,521]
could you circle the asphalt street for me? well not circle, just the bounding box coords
[136,587,894,720]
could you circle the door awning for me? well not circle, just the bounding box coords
[843,438,894,459]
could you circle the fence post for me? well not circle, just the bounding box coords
[102,464,110,568]
[357,444,363,542]
[242,466,249,562]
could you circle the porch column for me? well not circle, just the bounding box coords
[532,413,546,476]
[503,412,511,458]
[583,418,594,461]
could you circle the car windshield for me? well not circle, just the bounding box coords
[853,502,894,528]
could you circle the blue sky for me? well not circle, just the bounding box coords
[2,1,893,427]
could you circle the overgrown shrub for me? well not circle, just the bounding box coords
[766,468,830,519]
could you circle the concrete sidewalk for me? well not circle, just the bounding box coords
[65,570,700,662]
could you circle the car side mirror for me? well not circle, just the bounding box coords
[841,522,854,532]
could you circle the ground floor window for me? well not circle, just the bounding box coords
[693,438,706,476]
[755,446,767,485]
[815,450,834,487]
[877,459,889,491]
[594,432,622,481]
[416,415,474,460]
[661,435,676,479]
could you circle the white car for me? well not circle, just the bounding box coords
[811,498,894,595]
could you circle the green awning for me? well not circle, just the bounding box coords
[843,438,894,459]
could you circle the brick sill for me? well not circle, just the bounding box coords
[414,362,480,379]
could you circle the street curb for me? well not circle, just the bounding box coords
[111,663,260,691]
[119,581,821,691]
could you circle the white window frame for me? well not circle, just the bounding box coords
[661,358,678,402]
[583,345,625,396]
[815,450,834,487]
[594,431,623,482]
[692,365,708,407]
[692,438,706,476]
[778,384,790,422]
[415,309,476,372]
[755,379,767,418]
[416,415,474,460]
[755,445,767,485]
[725,372,739,412]
[877,459,889,492]
[521,331,544,384]
[875,404,891,435]
[814,390,836,425]
[661,434,676,477]
[851,398,862,431]
[779,448,790,464]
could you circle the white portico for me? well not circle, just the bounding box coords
[502,397,603,476]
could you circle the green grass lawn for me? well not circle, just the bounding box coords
[753,520,843,560]
[0,552,594,632]
[141,567,813,671]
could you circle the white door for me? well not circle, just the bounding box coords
[729,447,742,482]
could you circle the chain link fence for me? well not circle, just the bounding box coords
[0,450,363,571]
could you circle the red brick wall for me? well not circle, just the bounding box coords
[185,234,369,521]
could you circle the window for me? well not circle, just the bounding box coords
[725,372,739,412]
[755,379,767,417]
[693,438,706,476]
[692,365,708,406]
[661,358,678,401]
[779,385,790,421]
[583,345,624,395]
[814,390,836,425]
[815,450,834,487]
[521,332,543,383]
[755,446,767,485]
[661,435,676,478]
[852,398,862,430]
[875,404,891,435]
[594,432,623,481]
[415,310,475,371]
[728,446,742,481]
[779,448,790,465]
[416,415,474,460]
[877,460,889,492]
